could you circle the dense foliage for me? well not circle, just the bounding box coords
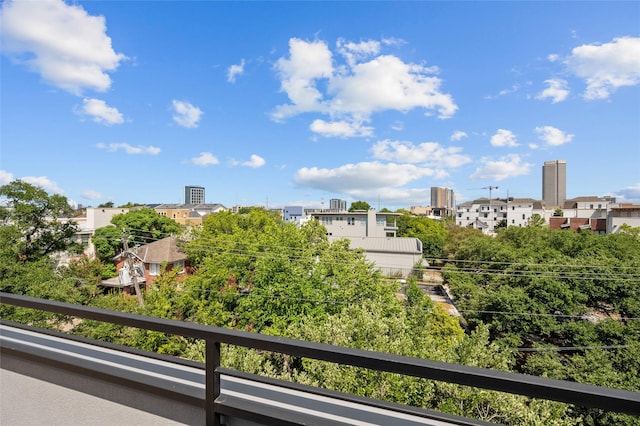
[2,189,638,425]
[92,208,184,264]
[395,212,447,258]
[443,225,640,425]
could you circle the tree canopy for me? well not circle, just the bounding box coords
[349,200,370,211]
[92,208,184,263]
[0,180,79,262]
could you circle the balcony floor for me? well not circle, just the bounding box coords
[1,369,187,426]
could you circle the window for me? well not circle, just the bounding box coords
[347,217,355,225]
[149,263,161,276]
[512,219,515,224]
[173,260,185,273]
[522,214,525,219]
[512,206,515,210]
[376,218,385,226]
[590,204,594,209]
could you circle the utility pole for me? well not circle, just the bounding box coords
[122,230,144,306]
[482,186,499,233]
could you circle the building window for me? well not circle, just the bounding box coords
[512,219,515,224]
[376,218,385,226]
[173,260,185,273]
[522,214,525,219]
[512,206,515,210]
[347,217,355,225]
[149,263,161,276]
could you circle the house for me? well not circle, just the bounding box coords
[607,204,640,233]
[330,236,426,278]
[309,209,399,238]
[100,236,190,292]
[71,207,130,257]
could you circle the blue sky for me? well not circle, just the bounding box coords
[1,1,639,210]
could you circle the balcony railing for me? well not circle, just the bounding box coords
[2,292,639,425]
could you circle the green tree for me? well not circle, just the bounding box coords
[396,213,447,258]
[92,208,184,263]
[526,213,546,227]
[349,200,370,211]
[98,201,114,208]
[0,180,79,262]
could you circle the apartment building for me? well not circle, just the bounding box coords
[310,209,399,238]
[456,198,508,233]
[184,185,205,204]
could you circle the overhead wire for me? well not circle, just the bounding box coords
[92,229,640,282]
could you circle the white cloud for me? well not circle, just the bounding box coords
[294,161,441,194]
[96,142,160,155]
[615,182,640,204]
[21,176,64,194]
[81,189,104,200]
[0,170,15,185]
[242,154,266,168]
[535,126,574,146]
[172,100,203,128]
[191,152,219,166]
[227,59,245,83]
[271,37,457,134]
[78,98,123,125]
[536,79,569,103]
[564,36,640,100]
[485,83,521,99]
[371,140,471,168]
[0,0,126,95]
[490,129,519,147]
[470,154,532,181]
[450,130,468,142]
[336,38,381,67]
[309,119,374,138]
[391,121,404,131]
[529,143,540,150]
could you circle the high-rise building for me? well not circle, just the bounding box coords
[542,160,566,207]
[184,186,205,204]
[430,187,455,210]
[329,198,347,211]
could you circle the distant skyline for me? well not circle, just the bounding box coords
[1,1,639,210]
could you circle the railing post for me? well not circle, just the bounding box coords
[206,338,221,426]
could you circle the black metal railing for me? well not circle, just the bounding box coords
[2,292,639,425]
